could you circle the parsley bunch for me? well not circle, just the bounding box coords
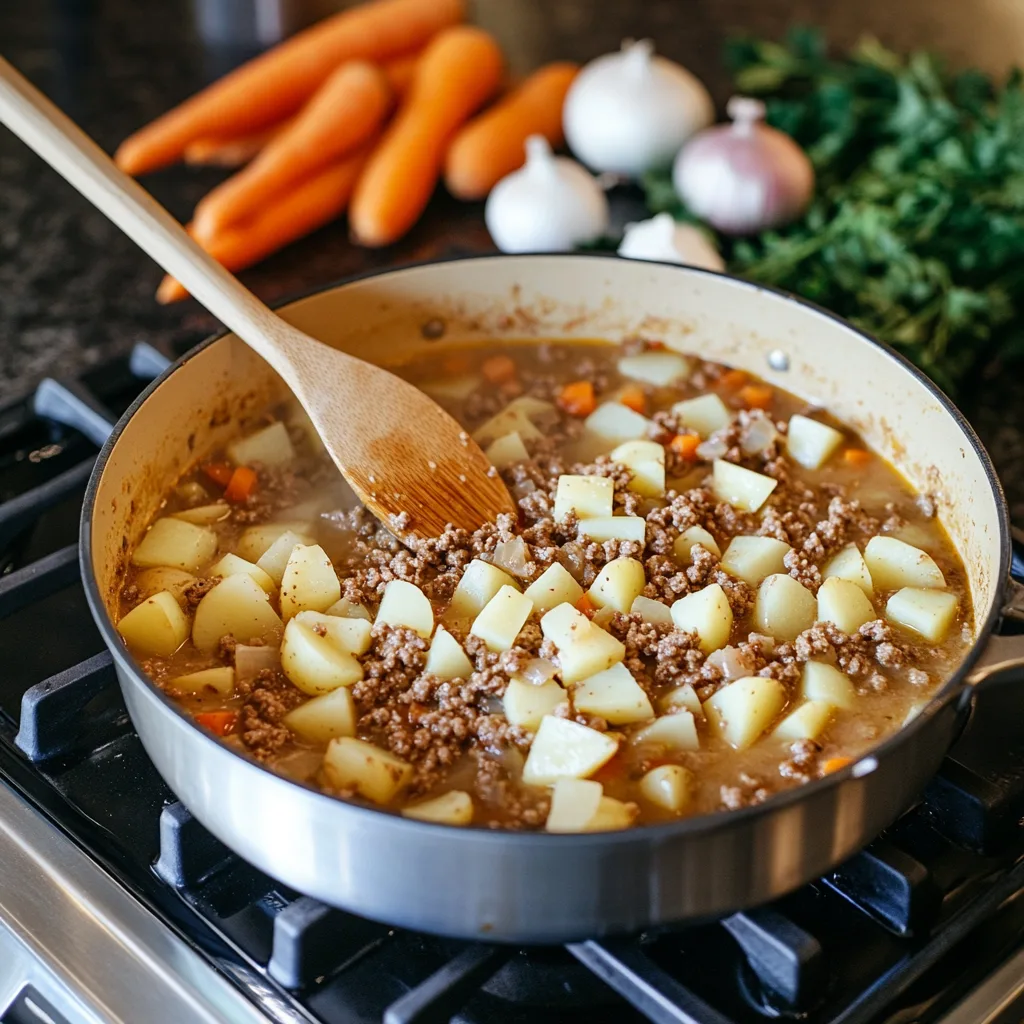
[642,29,1024,394]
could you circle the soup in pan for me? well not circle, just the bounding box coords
[116,339,971,831]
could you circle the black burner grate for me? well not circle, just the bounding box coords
[0,341,1022,1024]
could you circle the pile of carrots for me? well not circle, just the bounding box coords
[114,0,579,303]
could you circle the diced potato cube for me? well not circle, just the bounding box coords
[281,619,363,695]
[540,602,591,648]
[524,562,583,613]
[401,790,474,825]
[720,535,791,586]
[472,407,541,448]
[257,530,313,587]
[236,522,313,563]
[425,626,474,679]
[573,663,653,724]
[485,430,530,469]
[712,460,778,513]
[704,676,786,749]
[586,796,637,831]
[817,576,876,634]
[135,566,196,606]
[583,402,652,448]
[545,778,603,832]
[118,591,190,656]
[671,394,731,437]
[209,553,276,594]
[132,517,218,573]
[279,544,340,619]
[420,374,482,402]
[283,687,356,744]
[802,661,856,710]
[631,710,699,751]
[639,764,693,813]
[617,351,692,386]
[865,536,946,591]
[324,597,373,621]
[670,583,733,654]
[773,700,834,741]
[192,573,282,654]
[171,666,235,696]
[588,557,646,613]
[673,525,721,562]
[592,605,617,629]
[447,559,519,621]
[541,603,626,684]
[522,716,619,785]
[577,517,646,544]
[503,677,567,729]
[227,420,295,467]
[322,737,412,804]
[470,585,533,652]
[786,414,844,469]
[173,502,231,525]
[630,595,674,626]
[753,574,816,641]
[294,610,372,655]
[823,544,874,598]
[375,580,434,639]
[660,683,704,718]
[609,439,666,498]
[554,474,614,520]
[886,587,958,642]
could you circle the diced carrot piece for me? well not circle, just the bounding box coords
[224,465,258,502]
[618,386,646,414]
[557,380,596,417]
[442,353,471,374]
[719,369,747,389]
[822,756,853,775]
[669,434,700,461]
[575,593,597,619]
[195,710,238,736]
[843,448,872,467]
[645,340,666,351]
[202,462,234,487]
[739,384,773,409]
[481,355,518,385]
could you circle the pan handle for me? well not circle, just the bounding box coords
[966,632,1024,689]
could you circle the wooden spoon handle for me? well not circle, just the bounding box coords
[0,56,286,371]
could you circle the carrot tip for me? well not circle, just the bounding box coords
[156,276,188,304]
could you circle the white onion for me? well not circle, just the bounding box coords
[673,96,814,236]
[617,213,725,271]
[235,644,280,682]
[520,658,558,686]
[560,542,587,582]
[741,415,778,455]
[696,437,728,460]
[705,645,754,680]
[488,537,532,578]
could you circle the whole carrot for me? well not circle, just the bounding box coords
[381,53,420,98]
[183,119,294,168]
[115,0,463,176]
[444,62,579,200]
[349,26,503,247]
[192,61,391,239]
[156,146,372,304]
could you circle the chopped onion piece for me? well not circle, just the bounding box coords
[520,658,558,686]
[488,537,532,578]
[235,644,280,682]
[696,437,728,460]
[741,416,777,455]
[559,542,587,582]
[705,645,754,680]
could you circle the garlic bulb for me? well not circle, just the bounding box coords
[563,39,713,178]
[672,96,814,236]
[617,213,724,271]
[485,135,609,253]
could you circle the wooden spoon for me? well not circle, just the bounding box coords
[0,57,514,542]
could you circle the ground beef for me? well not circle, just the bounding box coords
[240,668,305,759]
[720,772,771,810]
[779,739,822,782]
[783,549,821,592]
[181,576,218,610]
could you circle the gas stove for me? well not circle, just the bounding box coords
[0,339,1023,1024]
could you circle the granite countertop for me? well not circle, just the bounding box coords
[2,0,1023,513]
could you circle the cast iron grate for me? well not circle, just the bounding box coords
[0,342,1022,1024]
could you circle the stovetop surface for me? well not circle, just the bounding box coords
[0,342,1023,1024]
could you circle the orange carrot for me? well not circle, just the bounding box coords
[444,61,579,200]
[115,0,463,176]
[157,146,371,303]
[183,119,294,167]
[195,710,238,736]
[480,355,517,384]
[193,61,392,239]
[349,26,503,247]
[669,434,700,460]
[843,448,872,467]
[382,53,420,98]
[224,466,258,502]
[575,593,597,619]
[202,462,234,487]
[618,386,646,414]
[719,369,747,389]
[739,384,773,409]
[556,380,596,417]
[822,756,853,775]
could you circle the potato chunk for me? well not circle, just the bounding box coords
[322,737,412,804]
[802,661,856,710]
[237,522,312,563]
[823,544,874,598]
[472,403,543,447]
[610,439,666,498]
[588,557,646,614]
[553,474,614,520]
[209,553,275,594]
[522,715,619,785]
[470,585,533,652]
[617,351,691,386]
[577,516,646,544]
[425,626,474,679]
[582,402,652,448]
[865,536,946,590]
[639,764,693,813]
[283,687,356,744]
[659,682,703,717]
[281,619,363,694]
[192,573,282,654]
[375,580,434,639]
[524,562,583,613]
[293,611,372,655]
[671,394,731,437]
[324,597,372,621]
[227,420,295,467]
[753,574,816,641]
[485,430,529,468]
[786,414,844,469]
[670,583,733,654]
[503,677,567,729]
[586,796,637,831]
[447,559,518,621]
[171,666,235,696]
[257,530,312,587]
[540,603,626,684]
[135,567,196,607]
[673,525,720,562]
[712,460,778,513]
[545,778,603,832]
[773,700,834,741]
[131,517,218,573]
[401,790,474,825]
[720,536,791,586]
[631,710,699,751]
[630,595,674,626]
[573,663,653,724]
[279,544,341,619]
[886,587,958,641]
[118,591,190,656]
[704,676,786,749]
[817,576,876,634]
